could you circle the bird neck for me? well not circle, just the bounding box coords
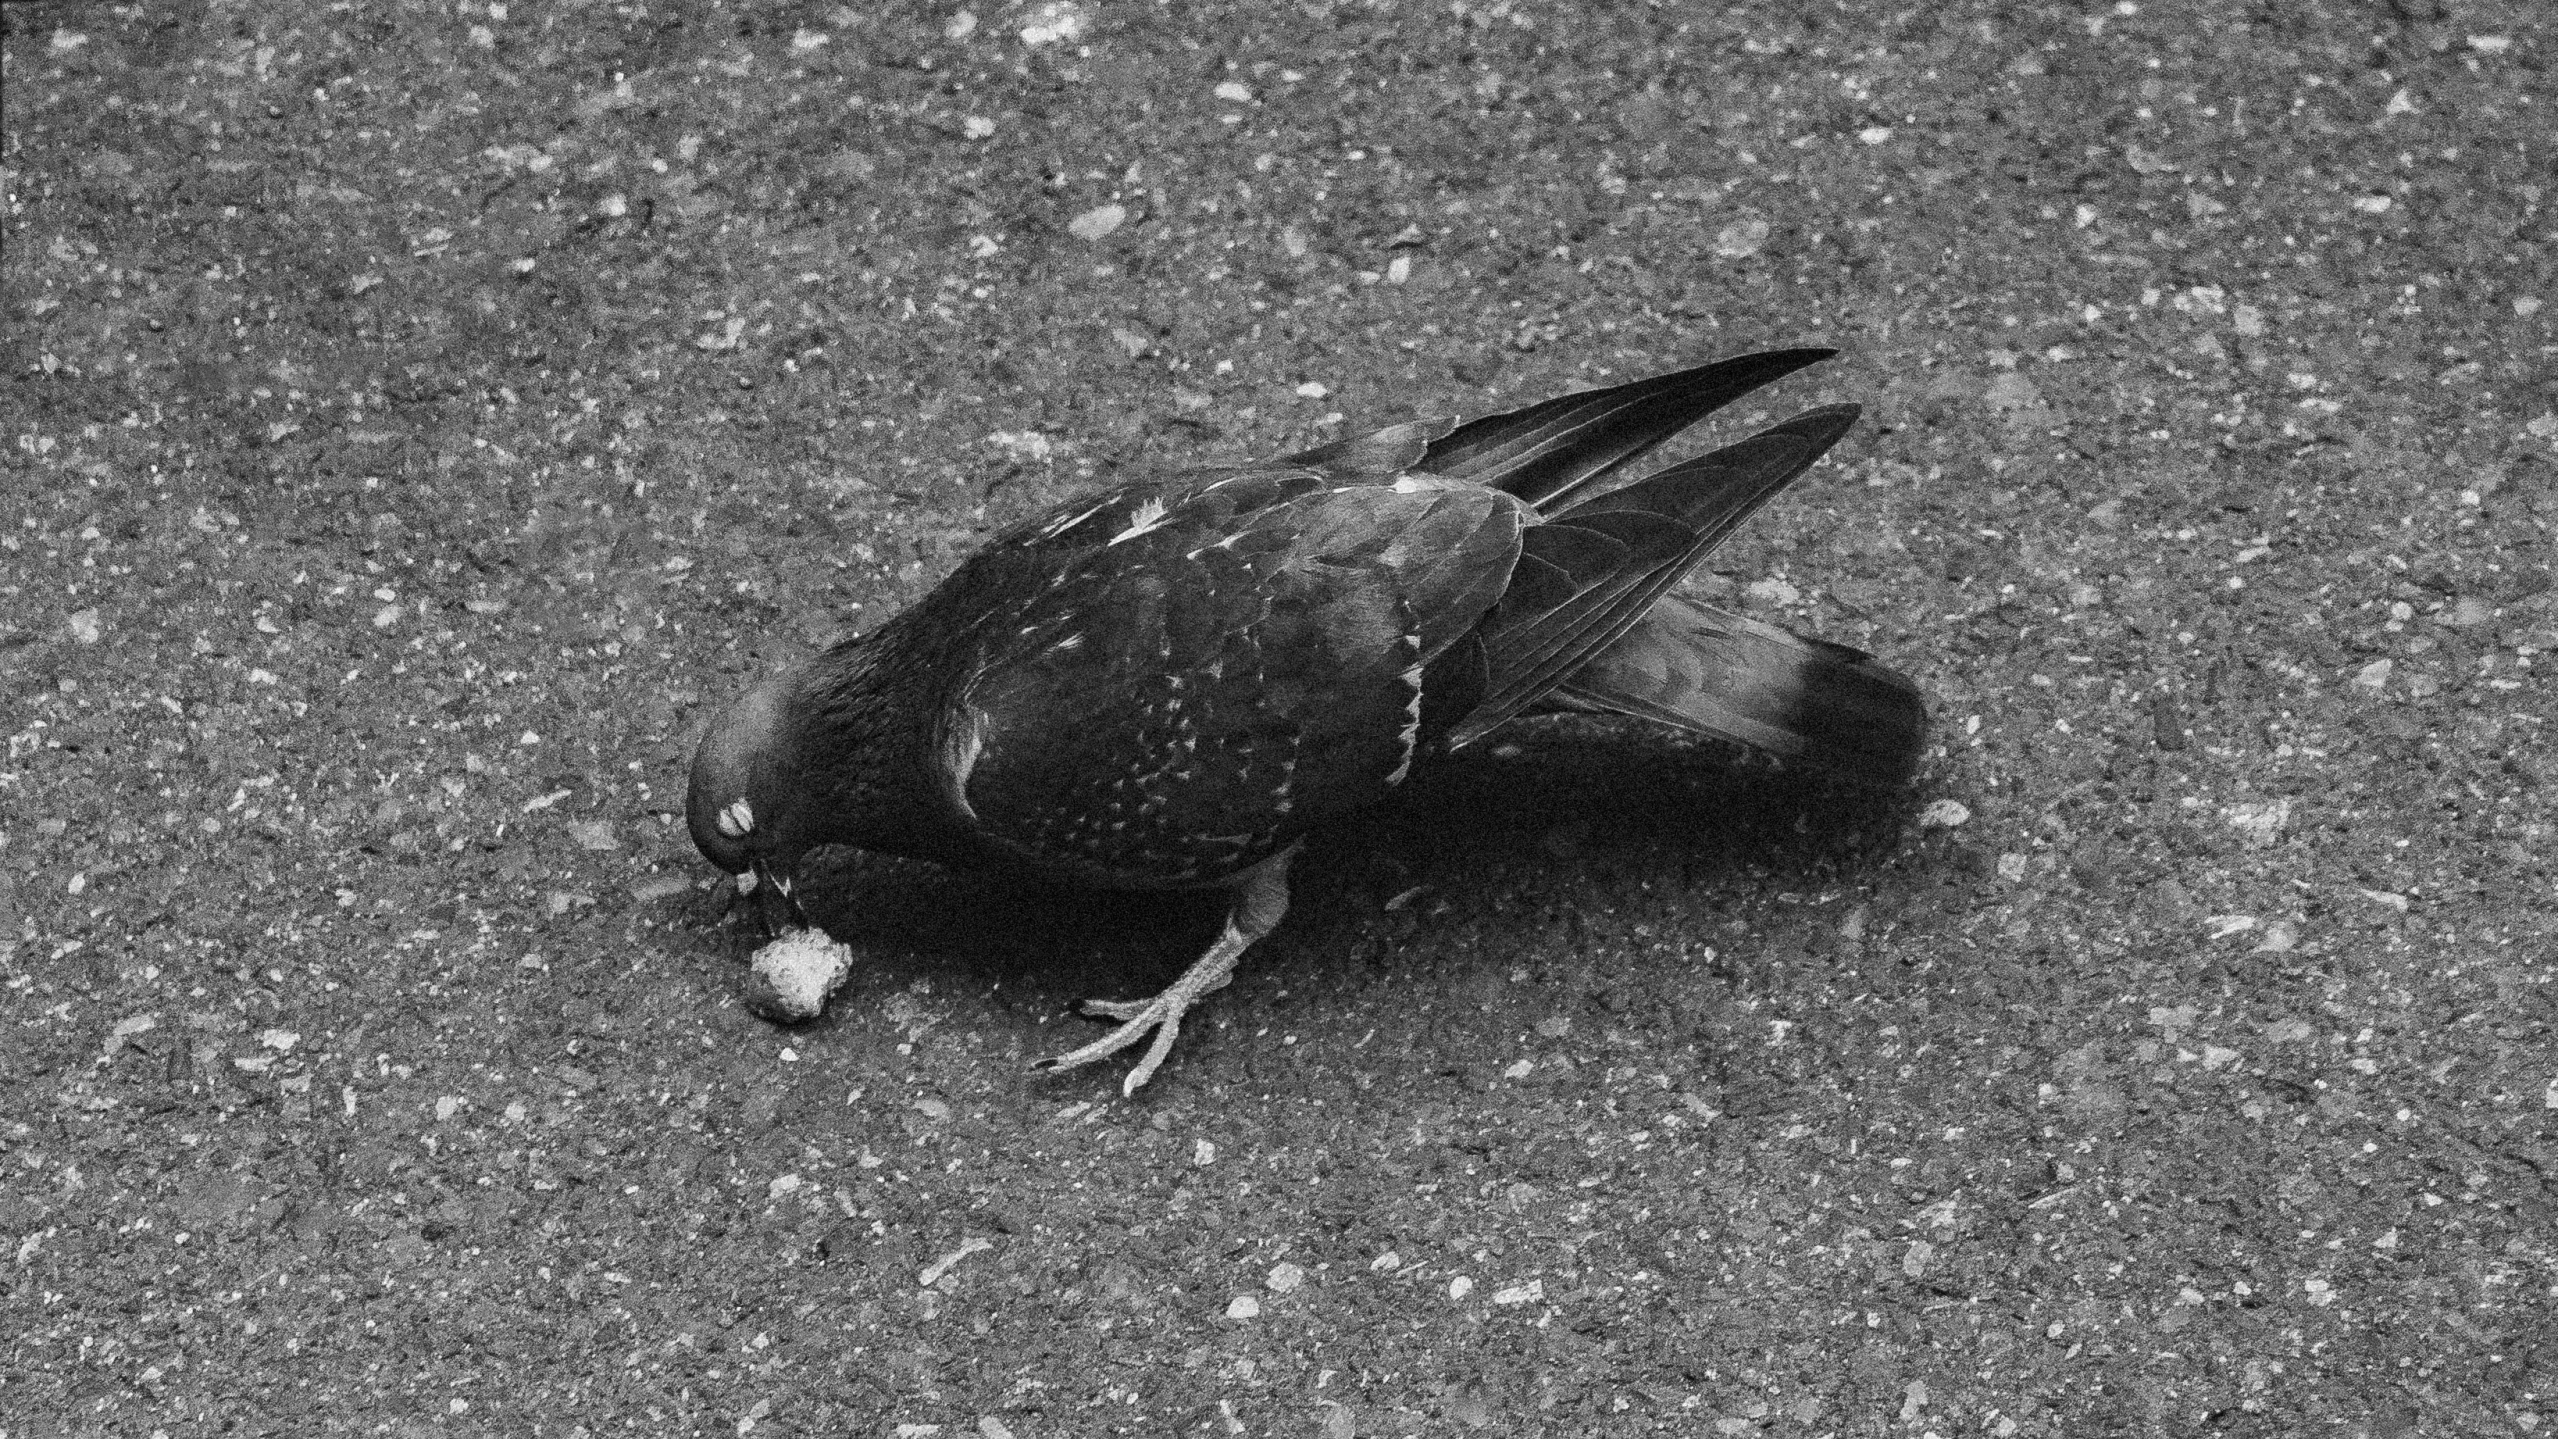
[789,630,975,864]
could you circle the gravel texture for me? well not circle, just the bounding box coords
[5,0,2554,1435]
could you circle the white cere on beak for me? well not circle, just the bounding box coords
[716,799,756,839]
[735,867,761,895]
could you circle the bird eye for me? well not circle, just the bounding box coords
[716,799,756,838]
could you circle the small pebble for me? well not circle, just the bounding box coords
[1068,203,1125,242]
[1744,576,1800,607]
[1018,0,1086,46]
[1714,218,1769,259]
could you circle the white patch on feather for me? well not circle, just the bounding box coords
[1386,663,1425,785]
[1040,497,1113,538]
[941,710,987,821]
[1109,496,1172,544]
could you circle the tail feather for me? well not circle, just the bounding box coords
[1551,594,1927,786]
[1443,405,1862,749]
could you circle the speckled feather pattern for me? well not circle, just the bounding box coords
[932,462,1526,886]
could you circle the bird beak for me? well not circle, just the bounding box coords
[744,859,811,938]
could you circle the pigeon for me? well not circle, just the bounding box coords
[687,349,1926,1092]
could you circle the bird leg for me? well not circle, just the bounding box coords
[1035,848,1295,1096]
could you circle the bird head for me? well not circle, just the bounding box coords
[686,670,813,926]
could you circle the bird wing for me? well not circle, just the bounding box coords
[946,465,1525,884]
[1443,405,1861,747]
[1282,417,1457,479]
[1415,348,1836,509]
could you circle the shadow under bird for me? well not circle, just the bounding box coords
[687,348,1927,1092]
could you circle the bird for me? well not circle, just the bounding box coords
[686,349,1926,1094]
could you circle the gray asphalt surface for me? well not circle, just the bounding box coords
[4,0,2552,1434]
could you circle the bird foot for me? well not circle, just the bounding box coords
[1031,850,1294,1096]
[1034,980,1228,1097]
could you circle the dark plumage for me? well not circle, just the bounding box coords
[688,350,1926,1091]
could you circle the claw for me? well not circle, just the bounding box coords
[1033,849,1293,1094]
[1037,987,1214,1096]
